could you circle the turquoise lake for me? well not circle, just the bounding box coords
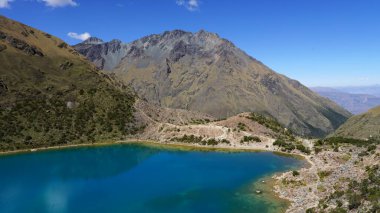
[0,143,303,213]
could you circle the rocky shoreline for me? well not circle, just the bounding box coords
[273,145,379,212]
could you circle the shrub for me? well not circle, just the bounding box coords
[171,135,230,146]
[240,136,261,143]
[348,193,361,210]
[367,145,376,152]
[273,138,296,152]
[237,122,247,131]
[306,208,315,213]
[296,144,311,154]
[321,137,379,147]
[318,170,332,180]
[314,147,322,154]
[336,200,343,208]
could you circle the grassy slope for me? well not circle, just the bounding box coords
[334,106,380,140]
[0,16,138,151]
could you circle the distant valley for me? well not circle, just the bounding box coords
[336,85,380,97]
[312,86,380,114]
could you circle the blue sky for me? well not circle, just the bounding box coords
[1,0,380,87]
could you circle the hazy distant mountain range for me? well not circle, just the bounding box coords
[311,87,380,114]
[336,85,380,97]
[74,32,351,137]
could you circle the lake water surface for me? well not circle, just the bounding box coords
[0,143,303,213]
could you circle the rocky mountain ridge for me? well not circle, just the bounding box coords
[74,30,351,137]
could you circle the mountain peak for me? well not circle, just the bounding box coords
[83,37,104,44]
[161,30,190,38]
[156,29,222,42]
[109,39,123,44]
[74,29,351,136]
[195,29,219,38]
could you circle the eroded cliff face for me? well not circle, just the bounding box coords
[74,37,128,70]
[74,30,351,137]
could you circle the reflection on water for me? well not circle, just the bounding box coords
[0,144,158,181]
[0,143,302,213]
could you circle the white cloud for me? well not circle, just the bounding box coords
[41,0,78,8]
[176,0,199,11]
[67,32,91,41]
[0,0,78,8]
[0,0,13,8]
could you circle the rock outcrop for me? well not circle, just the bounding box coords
[74,38,127,70]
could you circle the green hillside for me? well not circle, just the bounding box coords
[0,16,138,151]
[334,106,380,140]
